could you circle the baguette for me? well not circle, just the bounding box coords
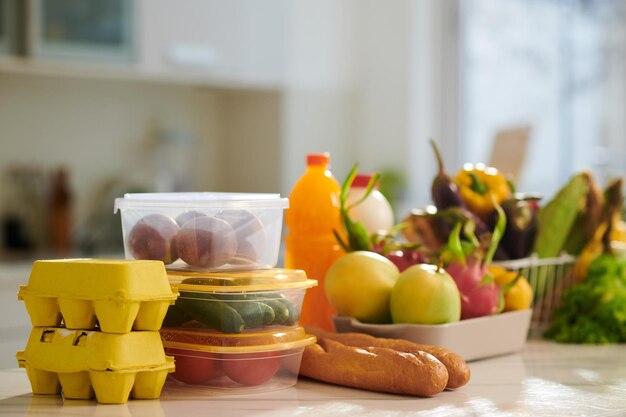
[300,338,448,397]
[305,327,470,389]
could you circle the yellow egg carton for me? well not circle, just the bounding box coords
[16,327,175,404]
[18,259,179,333]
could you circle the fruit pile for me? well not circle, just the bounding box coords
[327,156,534,325]
[329,144,626,327]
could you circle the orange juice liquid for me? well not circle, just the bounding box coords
[285,154,345,331]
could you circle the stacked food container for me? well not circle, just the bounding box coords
[114,192,317,392]
[16,259,178,403]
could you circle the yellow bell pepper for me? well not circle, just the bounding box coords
[489,265,533,311]
[455,163,511,220]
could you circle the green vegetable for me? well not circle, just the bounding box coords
[544,253,626,343]
[276,297,299,325]
[533,172,589,258]
[162,304,192,327]
[246,292,298,325]
[229,301,275,328]
[334,164,378,252]
[176,297,246,333]
[260,299,290,324]
[175,287,300,330]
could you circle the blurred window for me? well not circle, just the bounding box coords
[460,0,626,197]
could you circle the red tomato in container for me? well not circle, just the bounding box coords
[171,350,221,385]
[223,352,282,386]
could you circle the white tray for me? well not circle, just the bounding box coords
[333,309,532,362]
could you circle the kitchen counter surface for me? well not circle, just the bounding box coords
[0,340,625,416]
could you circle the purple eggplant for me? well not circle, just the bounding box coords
[430,140,465,210]
[489,195,540,259]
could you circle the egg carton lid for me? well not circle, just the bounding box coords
[20,259,177,301]
[17,327,171,372]
[168,268,317,293]
[114,192,289,211]
[160,326,316,354]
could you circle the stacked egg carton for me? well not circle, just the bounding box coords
[114,193,318,392]
[16,259,178,404]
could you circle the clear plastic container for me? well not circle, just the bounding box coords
[160,326,315,392]
[114,192,288,272]
[163,268,317,334]
[284,153,345,331]
[347,173,395,234]
[18,259,178,333]
[17,327,174,404]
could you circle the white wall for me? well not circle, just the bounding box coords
[220,90,281,193]
[281,0,458,214]
[0,73,222,238]
[281,0,357,193]
[281,0,420,205]
[0,1,462,253]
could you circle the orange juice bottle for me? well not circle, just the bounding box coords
[285,153,345,331]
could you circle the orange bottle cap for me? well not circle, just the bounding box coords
[307,153,330,166]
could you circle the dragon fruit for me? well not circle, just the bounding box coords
[446,258,501,319]
[443,203,506,319]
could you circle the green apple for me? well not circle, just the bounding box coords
[390,264,461,324]
[325,251,399,323]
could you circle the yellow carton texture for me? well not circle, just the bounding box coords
[18,259,178,333]
[17,327,175,404]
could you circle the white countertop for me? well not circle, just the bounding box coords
[0,340,624,417]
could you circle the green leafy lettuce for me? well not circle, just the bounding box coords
[544,253,626,344]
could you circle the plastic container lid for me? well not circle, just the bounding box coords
[168,268,317,293]
[114,192,289,211]
[160,326,316,354]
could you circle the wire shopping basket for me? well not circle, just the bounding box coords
[493,254,577,336]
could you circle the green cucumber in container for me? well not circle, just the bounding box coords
[176,296,246,333]
[247,293,299,325]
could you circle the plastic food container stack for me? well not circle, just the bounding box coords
[161,265,317,392]
[114,193,289,272]
[115,192,317,393]
[16,259,178,404]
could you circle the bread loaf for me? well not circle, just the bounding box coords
[305,327,470,389]
[300,338,448,397]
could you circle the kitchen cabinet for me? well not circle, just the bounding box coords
[1,340,625,416]
[0,0,288,91]
[136,0,288,89]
